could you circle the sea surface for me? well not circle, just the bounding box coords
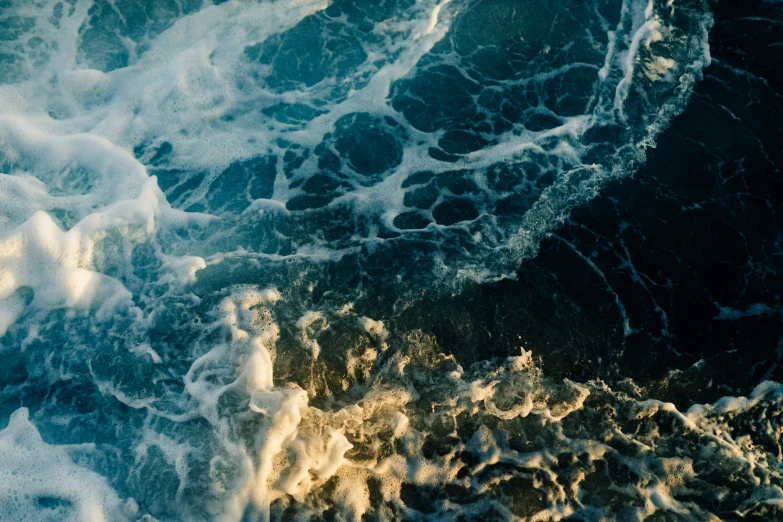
[0,0,781,520]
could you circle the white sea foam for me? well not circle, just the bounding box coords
[0,408,134,522]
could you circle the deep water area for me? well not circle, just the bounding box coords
[0,0,782,521]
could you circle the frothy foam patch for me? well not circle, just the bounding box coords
[0,408,134,522]
[0,0,713,292]
[167,288,376,520]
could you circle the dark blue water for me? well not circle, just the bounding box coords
[0,0,781,520]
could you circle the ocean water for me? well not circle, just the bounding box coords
[0,0,782,520]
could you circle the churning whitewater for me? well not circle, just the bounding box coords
[1,0,782,521]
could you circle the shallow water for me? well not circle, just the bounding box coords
[0,0,781,520]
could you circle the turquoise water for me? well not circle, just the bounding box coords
[1,1,782,521]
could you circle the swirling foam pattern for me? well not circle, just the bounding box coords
[4,1,779,522]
